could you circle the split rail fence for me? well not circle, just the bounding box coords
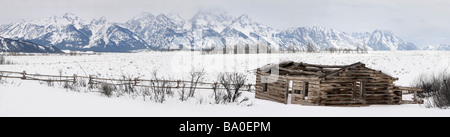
[0,70,254,92]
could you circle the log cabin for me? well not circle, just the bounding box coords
[254,61,423,106]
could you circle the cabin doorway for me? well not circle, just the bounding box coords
[286,80,294,104]
[353,81,365,100]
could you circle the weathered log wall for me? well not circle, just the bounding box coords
[254,62,425,106]
[320,66,399,105]
[255,71,321,105]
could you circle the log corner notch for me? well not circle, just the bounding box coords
[254,61,423,106]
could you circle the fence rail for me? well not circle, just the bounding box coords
[0,70,255,92]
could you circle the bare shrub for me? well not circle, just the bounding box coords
[188,67,206,98]
[69,51,78,56]
[43,78,55,87]
[0,72,5,84]
[178,83,188,101]
[0,56,13,65]
[163,81,174,97]
[63,81,78,92]
[0,56,5,65]
[100,83,115,97]
[75,78,87,88]
[414,74,441,98]
[413,70,450,108]
[230,72,247,102]
[140,86,151,101]
[218,73,232,102]
[218,72,248,102]
[212,82,226,104]
[88,82,98,91]
[117,75,137,97]
[151,80,166,103]
[149,69,173,103]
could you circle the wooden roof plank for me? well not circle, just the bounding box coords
[319,62,364,78]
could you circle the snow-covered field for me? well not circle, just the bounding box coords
[1,51,450,117]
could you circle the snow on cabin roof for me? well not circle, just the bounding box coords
[257,61,395,79]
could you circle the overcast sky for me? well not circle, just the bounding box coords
[1,0,450,47]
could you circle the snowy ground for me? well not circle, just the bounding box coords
[1,51,450,117]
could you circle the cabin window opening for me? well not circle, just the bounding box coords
[263,83,268,92]
[288,80,293,93]
[304,82,309,97]
[354,81,364,99]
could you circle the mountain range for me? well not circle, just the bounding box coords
[0,11,420,52]
[422,44,450,51]
[0,36,62,53]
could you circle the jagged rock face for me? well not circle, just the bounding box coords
[0,36,62,53]
[276,27,361,51]
[125,13,188,50]
[186,10,232,49]
[0,11,418,52]
[364,30,416,51]
[190,10,233,33]
[220,14,278,48]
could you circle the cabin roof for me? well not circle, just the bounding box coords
[257,61,395,79]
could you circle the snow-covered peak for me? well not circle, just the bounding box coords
[194,9,232,18]
[125,12,156,31]
[220,14,278,47]
[0,11,420,52]
[237,14,251,21]
[89,17,111,35]
[276,26,360,50]
[351,32,371,42]
[297,26,342,35]
[62,12,80,22]
[27,13,85,27]
[156,14,185,28]
[0,13,89,43]
[190,10,233,32]
[234,14,254,27]
[310,26,328,32]
[156,14,171,22]
[167,12,184,23]
[373,29,393,35]
[130,12,155,22]
[228,14,276,34]
[12,19,26,25]
[367,29,403,50]
[364,29,417,50]
[90,16,108,25]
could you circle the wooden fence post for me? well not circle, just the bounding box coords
[134,78,138,86]
[88,75,93,84]
[73,74,77,84]
[21,71,26,79]
[176,80,180,88]
[413,90,418,104]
